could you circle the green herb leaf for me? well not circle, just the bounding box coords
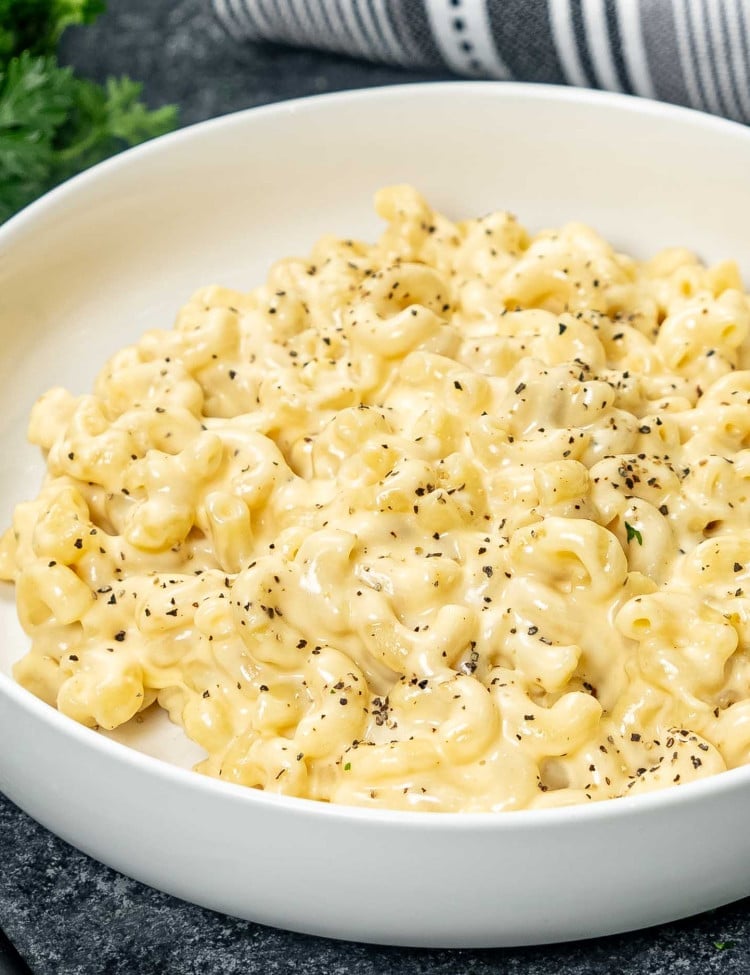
[0,1,178,223]
[0,0,105,64]
[51,75,177,181]
[0,52,74,140]
[625,522,643,546]
[0,51,76,220]
[343,762,351,771]
[713,940,735,950]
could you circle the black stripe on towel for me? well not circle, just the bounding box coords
[486,0,566,83]
[570,0,599,87]
[604,0,635,92]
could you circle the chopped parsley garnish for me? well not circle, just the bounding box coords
[625,522,643,546]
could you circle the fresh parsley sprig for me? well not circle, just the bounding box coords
[0,0,105,60]
[0,0,178,222]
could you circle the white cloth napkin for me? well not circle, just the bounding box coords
[213,0,750,123]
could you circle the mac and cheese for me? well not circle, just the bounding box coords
[4,186,750,811]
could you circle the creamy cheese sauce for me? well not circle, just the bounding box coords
[4,185,750,811]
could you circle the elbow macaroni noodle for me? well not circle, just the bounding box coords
[4,185,750,811]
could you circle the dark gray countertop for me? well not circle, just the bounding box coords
[2,2,750,972]
[3,791,750,975]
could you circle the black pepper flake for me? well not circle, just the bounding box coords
[514,382,526,395]
[114,630,126,642]
[691,755,703,769]
[527,625,538,635]
[259,684,269,692]
[482,565,493,577]
[73,538,83,549]
[630,733,641,742]
[734,562,743,572]
[558,323,567,335]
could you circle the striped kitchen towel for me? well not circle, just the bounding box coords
[213,0,750,124]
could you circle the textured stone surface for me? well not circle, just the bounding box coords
[2,1,750,972]
[2,790,750,974]
[57,0,450,125]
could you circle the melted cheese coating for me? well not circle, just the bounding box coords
[4,185,750,811]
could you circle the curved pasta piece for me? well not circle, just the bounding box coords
[8,186,750,812]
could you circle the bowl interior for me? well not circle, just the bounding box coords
[2,82,750,769]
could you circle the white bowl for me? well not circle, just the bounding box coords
[2,83,750,948]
